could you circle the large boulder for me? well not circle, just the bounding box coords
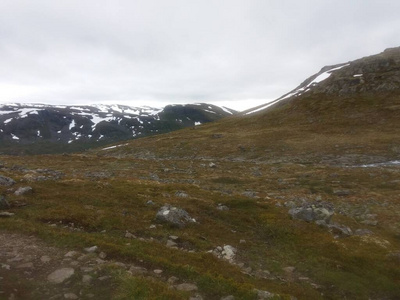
[156,205,196,228]
[0,175,16,186]
[289,201,334,224]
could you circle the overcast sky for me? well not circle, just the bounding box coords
[1,0,399,111]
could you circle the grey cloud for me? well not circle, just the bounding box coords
[1,0,400,110]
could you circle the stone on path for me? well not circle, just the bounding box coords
[47,268,75,284]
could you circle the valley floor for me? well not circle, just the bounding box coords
[1,154,400,299]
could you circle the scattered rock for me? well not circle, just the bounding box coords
[169,235,179,240]
[176,283,198,292]
[64,293,78,299]
[47,268,75,284]
[253,289,275,299]
[156,204,196,228]
[221,296,235,300]
[327,223,353,236]
[16,262,34,269]
[242,191,258,198]
[153,269,163,275]
[175,191,188,198]
[125,231,137,239]
[40,255,51,263]
[0,175,16,187]
[14,186,33,196]
[209,162,217,168]
[166,240,178,248]
[84,246,98,253]
[0,212,14,217]
[149,224,156,229]
[82,275,92,284]
[99,252,107,259]
[0,195,10,209]
[167,276,179,285]
[217,204,229,211]
[355,229,373,236]
[64,251,78,258]
[146,200,155,205]
[129,266,148,275]
[289,201,334,224]
[213,245,236,262]
[360,220,378,226]
[333,189,352,196]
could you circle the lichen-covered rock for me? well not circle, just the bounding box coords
[0,175,16,186]
[156,205,196,228]
[289,201,334,224]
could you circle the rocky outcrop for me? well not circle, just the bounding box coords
[155,205,196,228]
[289,201,334,224]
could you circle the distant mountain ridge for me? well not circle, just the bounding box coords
[0,103,236,154]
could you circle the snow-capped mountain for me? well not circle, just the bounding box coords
[0,103,236,154]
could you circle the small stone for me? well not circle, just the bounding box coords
[40,256,51,263]
[283,266,295,273]
[1,264,11,270]
[64,293,78,299]
[129,266,147,275]
[166,240,177,248]
[209,162,217,168]
[167,276,179,285]
[82,275,92,284]
[0,175,15,187]
[98,276,111,281]
[169,235,179,240]
[153,269,163,274]
[64,251,78,258]
[176,283,198,292]
[355,229,373,236]
[149,225,156,229]
[221,296,235,300]
[253,289,275,299]
[47,268,75,284]
[240,239,246,244]
[99,252,107,259]
[84,246,98,253]
[14,186,33,196]
[146,200,155,205]
[125,231,137,239]
[360,220,378,226]
[17,262,34,269]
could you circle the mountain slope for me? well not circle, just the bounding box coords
[0,103,236,154]
[98,47,400,165]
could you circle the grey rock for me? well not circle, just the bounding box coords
[14,186,33,196]
[82,274,92,284]
[176,283,198,292]
[289,201,334,223]
[0,195,10,209]
[153,269,163,274]
[47,268,75,284]
[64,251,78,258]
[221,296,235,300]
[213,245,237,262]
[0,175,15,187]
[40,255,51,263]
[209,162,217,168]
[156,204,196,228]
[146,200,155,205]
[167,276,179,285]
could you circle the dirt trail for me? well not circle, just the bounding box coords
[0,231,116,300]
